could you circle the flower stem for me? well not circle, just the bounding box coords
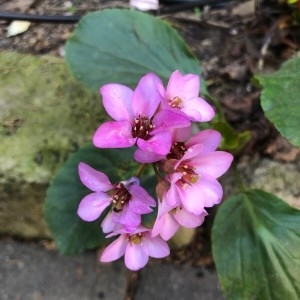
[135,164,146,178]
[123,270,141,300]
[152,163,164,182]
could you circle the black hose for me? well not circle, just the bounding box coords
[0,0,235,23]
[0,12,81,23]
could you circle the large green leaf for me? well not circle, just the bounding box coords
[65,9,205,92]
[255,55,300,146]
[44,145,138,254]
[212,189,300,300]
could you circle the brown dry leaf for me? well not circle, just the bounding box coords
[222,64,248,81]
[264,135,300,162]
[39,240,57,251]
[221,91,260,123]
[232,0,256,16]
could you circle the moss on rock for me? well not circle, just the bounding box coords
[0,51,107,183]
[0,51,106,238]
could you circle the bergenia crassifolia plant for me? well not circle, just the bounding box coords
[44,8,300,299]
[77,70,233,270]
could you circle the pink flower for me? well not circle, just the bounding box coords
[100,212,120,234]
[163,129,233,214]
[151,194,208,240]
[77,163,156,231]
[93,73,190,158]
[100,226,170,270]
[134,126,193,163]
[160,70,215,122]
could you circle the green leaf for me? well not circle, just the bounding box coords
[65,9,206,93]
[44,145,138,254]
[255,55,300,146]
[212,189,300,300]
[212,118,251,154]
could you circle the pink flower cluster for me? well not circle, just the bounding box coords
[77,70,233,270]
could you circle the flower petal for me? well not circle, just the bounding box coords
[176,144,205,163]
[78,162,113,192]
[178,175,223,214]
[77,192,110,221]
[125,243,148,270]
[182,97,215,122]
[100,235,127,262]
[101,212,118,234]
[152,110,190,134]
[166,70,200,100]
[151,212,179,241]
[177,184,204,215]
[113,208,141,232]
[165,176,182,207]
[137,131,171,155]
[143,233,170,257]
[174,208,207,228]
[193,151,234,178]
[157,196,176,217]
[132,73,163,117]
[128,185,156,208]
[186,129,221,152]
[165,189,180,206]
[93,121,136,148]
[172,126,192,142]
[134,148,165,163]
[107,225,148,237]
[100,83,134,121]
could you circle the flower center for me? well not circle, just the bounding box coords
[128,233,143,245]
[170,206,182,215]
[176,162,199,186]
[111,183,131,212]
[168,96,183,109]
[167,142,187,160]
[132,115,154,140]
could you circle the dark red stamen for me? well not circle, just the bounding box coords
[176,163,199,186]
[132,115,154,140]
[167,142,187,160]
[111,183,131,212]
[168,96,183,109]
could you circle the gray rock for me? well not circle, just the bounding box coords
[249,158,300,209]
[0,239,128,300]
[237,155,300,209]
[0,239,223,300]
[135,263,224,300]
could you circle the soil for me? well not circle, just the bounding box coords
[1,0,299,266]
